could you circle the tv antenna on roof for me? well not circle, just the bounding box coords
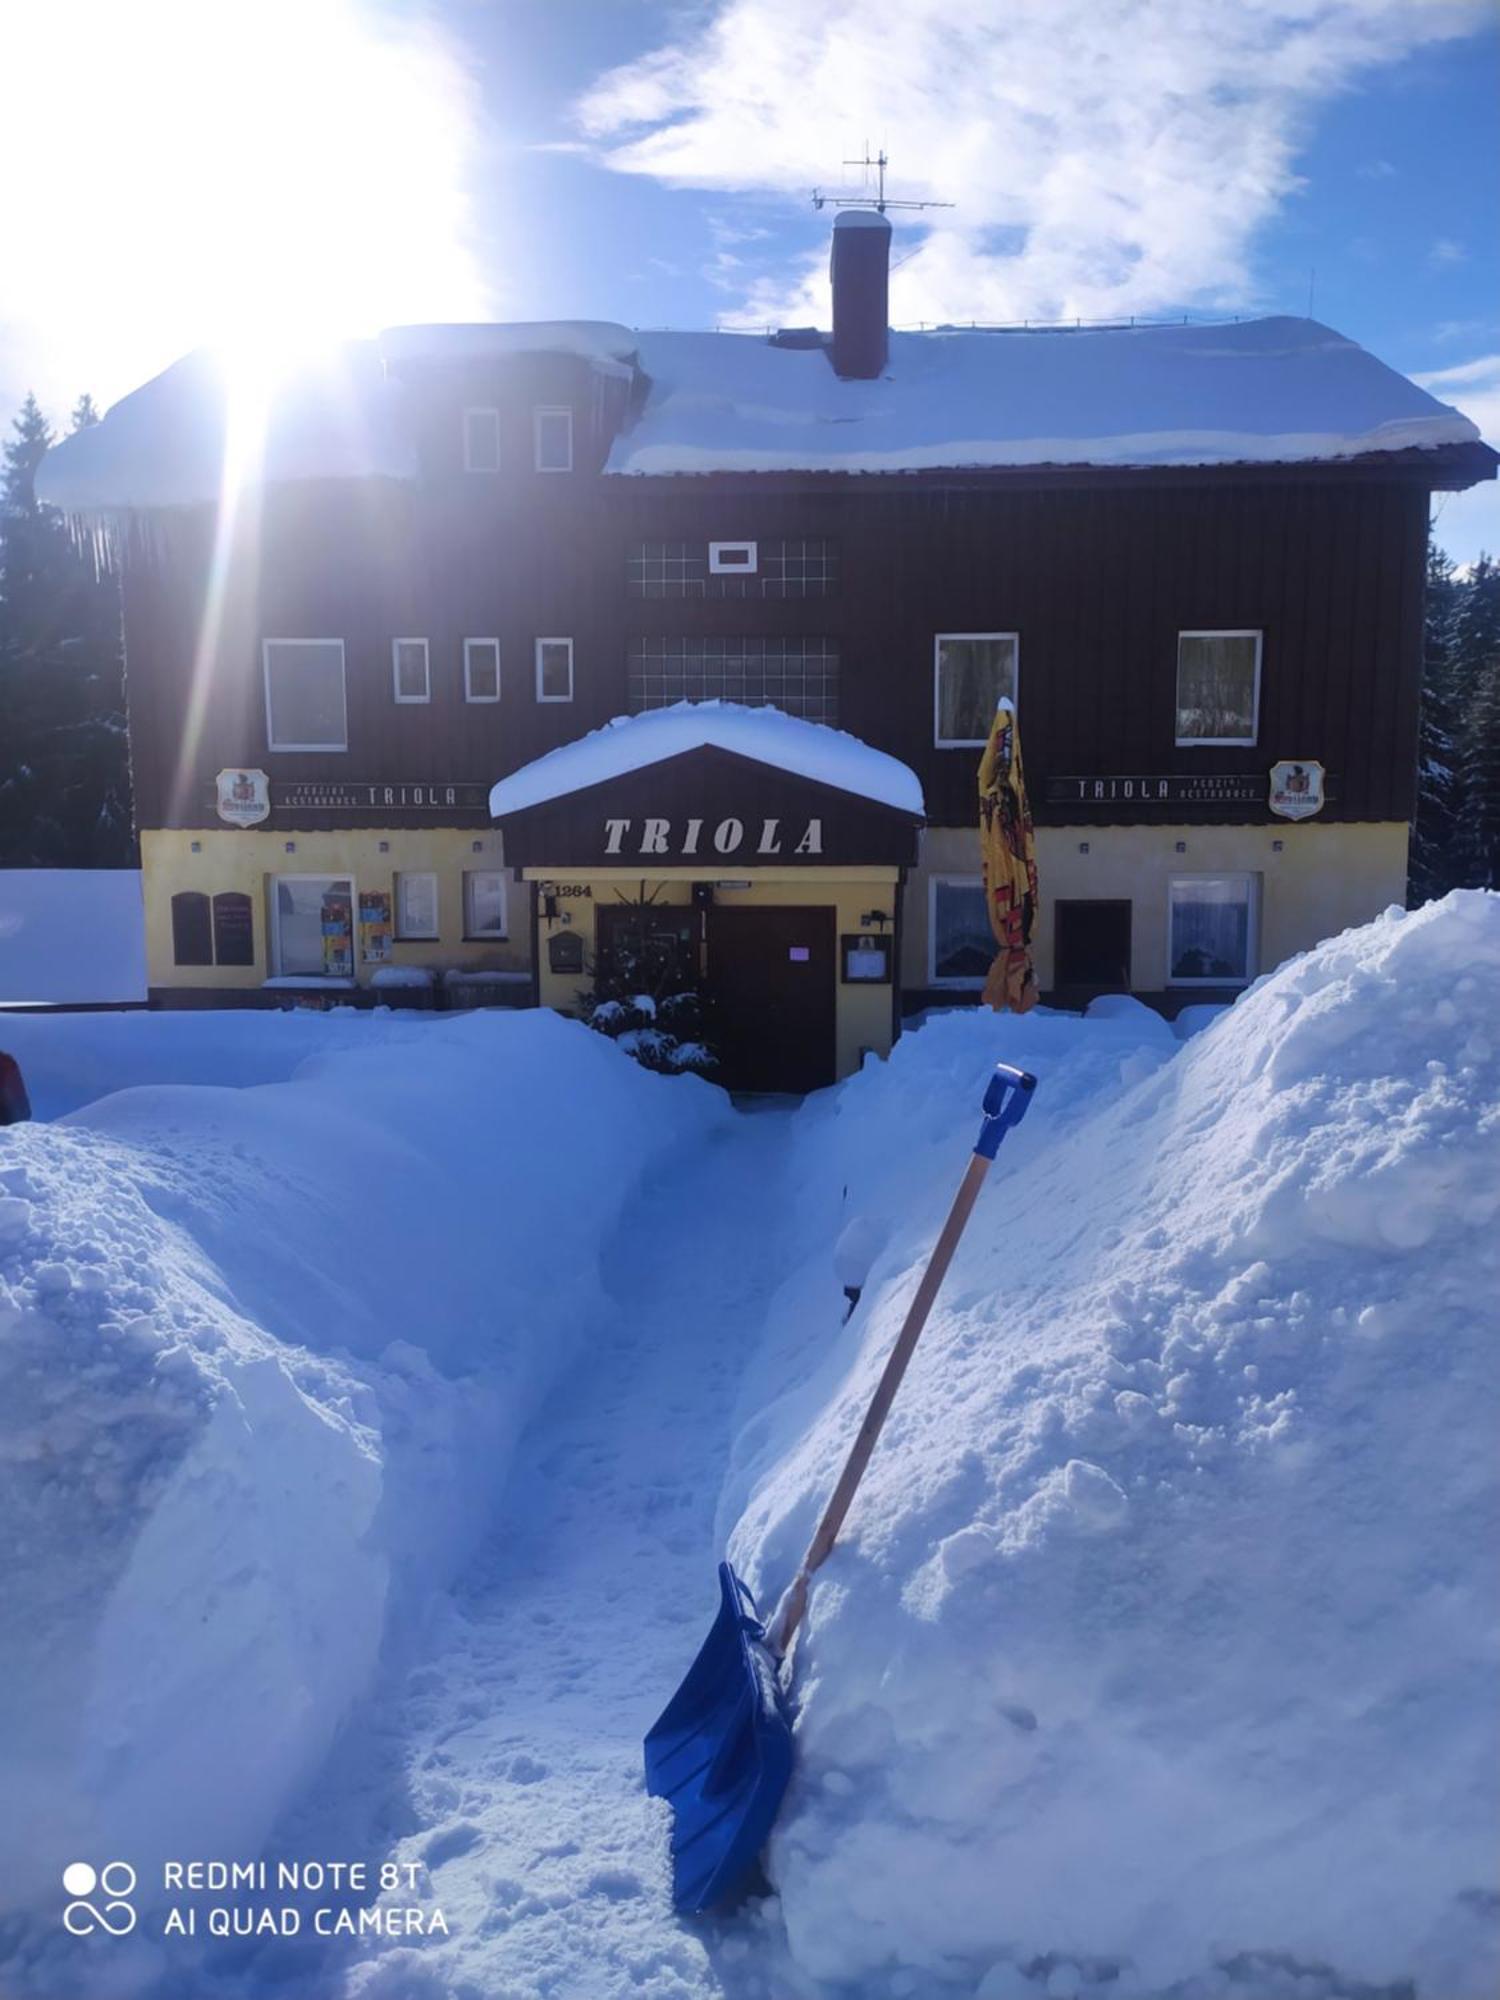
[812,148,953,215]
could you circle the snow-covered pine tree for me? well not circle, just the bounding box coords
[1455,554,1500,889]
[1409,541,1464,905]
[0,392,133,865]
[578,887,716,1076]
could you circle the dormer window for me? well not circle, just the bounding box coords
[534,407,573,472]
[463,407,501,473]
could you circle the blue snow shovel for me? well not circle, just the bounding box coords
[644,1062,1037,1913]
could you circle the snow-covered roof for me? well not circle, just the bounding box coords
[35,313,1487,521]
[36,344,409,516]
[489,703,925,819]
[608,318,1482,476]
[381,320,637,378]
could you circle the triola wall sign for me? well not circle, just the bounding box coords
[215,769,271,827]
[602,816,824,859]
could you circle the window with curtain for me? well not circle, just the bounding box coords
[263,640,347,750]
[1168,875,1257,984]
[934,634,1019,746]
[930,877,993,984]
[1175,631,1262,744]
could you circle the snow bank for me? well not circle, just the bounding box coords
[727,893,1500,1997]
[491,700,924,817]
[611,317,1482,476]
[0,1005,442,1119]
[0,1010,724,1930]
[0,869,146,1003]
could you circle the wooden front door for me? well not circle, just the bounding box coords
[706,904,837,1094]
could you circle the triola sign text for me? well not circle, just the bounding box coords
[602,816,824,858]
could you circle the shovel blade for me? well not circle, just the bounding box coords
[644,1561,795,1913]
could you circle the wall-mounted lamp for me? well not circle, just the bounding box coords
[859,909,891,929]
[284,840,296,853]
[1175,840,1187,854]
[1078,841,1090,854]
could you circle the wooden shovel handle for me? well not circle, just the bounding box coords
[766,1149,994,1657]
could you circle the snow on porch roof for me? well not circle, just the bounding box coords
[489,703,925,820]
[607,316,1483,476]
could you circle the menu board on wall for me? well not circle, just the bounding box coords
[321,886,354,977]
[359,890,394,965]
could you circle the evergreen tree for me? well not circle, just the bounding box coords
[70,393,100,433]
[1455,555,1500,889]
[578,887,716,1075]
[0,391,133,865]
[1409,542,1464,905]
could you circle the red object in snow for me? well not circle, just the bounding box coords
[0,1052,31,1126]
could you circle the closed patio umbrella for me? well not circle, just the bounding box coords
[978,697,1039,1014]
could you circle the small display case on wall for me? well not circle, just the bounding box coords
[841,933,893,984]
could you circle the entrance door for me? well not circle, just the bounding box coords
[1053,898,1132,996]
[706,904,836,1094]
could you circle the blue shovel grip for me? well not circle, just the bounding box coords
[974,1063,1037,1160]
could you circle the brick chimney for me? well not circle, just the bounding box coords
[829,209,892,379]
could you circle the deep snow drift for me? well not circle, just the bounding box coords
[728,891,1500,1997]
[0,1011,722,1960]
[0,894,1495,2000]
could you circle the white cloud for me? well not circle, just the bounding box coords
[1428,237,1469,266]
[1415,354,1500,445]
[1416,355,1500,569]
[575,0,1489,330]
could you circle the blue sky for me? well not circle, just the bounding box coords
[2,0,1496,559]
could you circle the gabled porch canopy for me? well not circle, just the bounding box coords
[491,704,925,870]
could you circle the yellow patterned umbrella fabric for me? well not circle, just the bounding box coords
[977,700,1039,1014]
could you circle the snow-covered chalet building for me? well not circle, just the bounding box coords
[39,213,1497,1088]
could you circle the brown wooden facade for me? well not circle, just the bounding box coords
[105,333,1494,1065]
[122,448,1473,838]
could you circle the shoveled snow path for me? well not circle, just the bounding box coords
[335,1107,802,1999]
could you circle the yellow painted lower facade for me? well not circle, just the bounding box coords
[141,816,1410,1076]
[905,820,1410,996]
[140,826,530,992]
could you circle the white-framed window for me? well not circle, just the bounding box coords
[535,636,574,703]
[464,637,501,703]
[463,407,501,473]
[928,875,993,987]
[463,869,508,939]
[934,633,1020,747]
[1167,874,1259,986]
[1175,630,1262,745]
[263,638,348,752]
[534,406,573,472]
[395,871,439,940]
[271,875,355,977]
[391,637,430,704]
[709,540,758,575]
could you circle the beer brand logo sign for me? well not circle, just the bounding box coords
[602,815,823,859]
[1268,760,1325,820]
[215,769,270,827]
